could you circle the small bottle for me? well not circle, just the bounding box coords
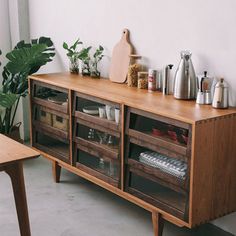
[148,69,157,92]
[99,158,105,169]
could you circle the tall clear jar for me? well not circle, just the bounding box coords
[127,55,143,87]
[69,56,79,74]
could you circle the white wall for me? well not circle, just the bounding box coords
[0,0,11,82]
[7,0,31,140]
[28,0,236,233]
[28,0,236,106]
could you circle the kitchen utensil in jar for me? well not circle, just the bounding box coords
[162,64,174,95]
[212,78,229,109]
[173,51,198,99]
[109,29,134,83]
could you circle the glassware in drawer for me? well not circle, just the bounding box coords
[139,151,187,181]
[129,111,189,146]
[74,92,121,132]
[74,123,120,161]
[75,149,120,187]
[32,82,69,114]
[127,142,189,192]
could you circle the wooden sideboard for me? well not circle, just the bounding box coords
[28,72,236,236]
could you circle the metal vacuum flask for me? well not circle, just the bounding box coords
[173,51,198,99]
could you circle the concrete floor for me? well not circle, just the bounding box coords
[0,157,233,236]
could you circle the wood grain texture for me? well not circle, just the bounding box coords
[69,90,73,165]
[0,134,39,166]
[0,135,39,236]
[128,129,187,156]
[120,104,125,190]
[74,137,119,160]
[29,73,236,124]
[31,146,188,227]
[190,115,236,226]
[128,159,187,193]
[28,74,236,231]
[4,163,31,236]
[52,161,61,183]
[109,29,133,83]
[152,212,164,236]
[74,111,120,132]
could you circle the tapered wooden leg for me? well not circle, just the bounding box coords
[5,162,31,236]
[152,212,164,236]
[52,161,61,183]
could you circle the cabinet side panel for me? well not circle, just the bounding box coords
[190,120,215,226]
[211,115,236,218]
[228,115,236,213]
[191,115,236,227]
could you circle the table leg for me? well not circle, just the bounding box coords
[52,161,61,183]
[5,162,31,236]
[152,212,164,236]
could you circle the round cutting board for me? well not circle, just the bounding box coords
[109,29,133,83]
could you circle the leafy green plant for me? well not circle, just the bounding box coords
[0,37,55,134]
[91,45,104,78]
[63,39,83,74]
[78,46,92,76]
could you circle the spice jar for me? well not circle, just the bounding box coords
[138,72,148,89]
[127,55,143,87]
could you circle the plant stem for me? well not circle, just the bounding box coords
[10,97,20,129]
[4,107,12,134]
[0,113,3,132]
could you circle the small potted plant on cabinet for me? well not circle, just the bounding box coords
[90,45,104,78]
[78,46,92,76]
[63,39,83,74]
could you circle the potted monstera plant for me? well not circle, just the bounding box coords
[0,37,55,140]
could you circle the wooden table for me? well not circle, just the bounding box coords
[0,134,39,236]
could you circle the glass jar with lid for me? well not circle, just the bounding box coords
[127,55,143,87]
[138,72,148,89]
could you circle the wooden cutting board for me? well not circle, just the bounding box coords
[109,29,133,83]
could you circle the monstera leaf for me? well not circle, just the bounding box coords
[4,37,55,76]
[0,92,19,109]
[0,37,55,134]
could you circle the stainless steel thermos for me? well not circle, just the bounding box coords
[173,51,198,99]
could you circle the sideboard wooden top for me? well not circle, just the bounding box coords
[29,73,236,124]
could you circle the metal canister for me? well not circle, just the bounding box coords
[148,69,157,91]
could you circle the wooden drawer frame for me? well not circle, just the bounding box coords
[28,75,236,236]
